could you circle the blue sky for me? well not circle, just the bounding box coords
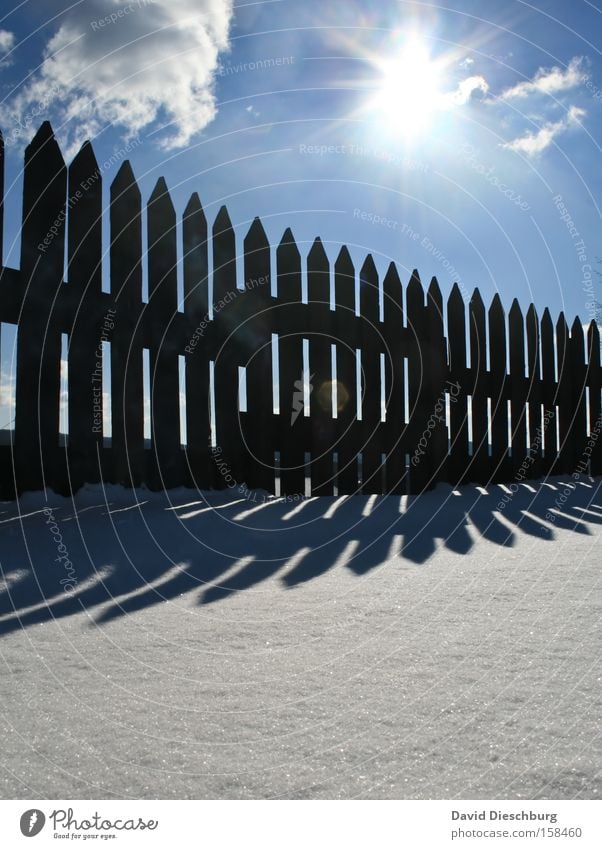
[0,0,601,427]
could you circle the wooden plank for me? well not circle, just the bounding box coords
[569,316,588,469]
[110,159,144,487]
[67,140,103,487]
[358,254,382,494]
[468,288,488,484]
[382,262,405,494]
[509,299,527,476]
[243,216,274,492]
[586,321,602,475]
[15,122,66,492]
[183,192,211,488]
[277,228,306,495]
[540,308,558,474]
[308,237,334,495]
[525,304,543,480]
[425,276,448,487]
[406,270,428,493]
[554,312,572,474]
[334,246,358,494]
[446,283,469,486]
[212,205,244,489]
[147,177,181,488]
[488,293,508,481]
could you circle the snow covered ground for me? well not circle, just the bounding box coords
[0,478,600,799]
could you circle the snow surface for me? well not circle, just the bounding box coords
[0,478,600,799]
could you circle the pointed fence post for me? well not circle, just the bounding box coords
[277,228,306,495]
[358,254,382,494]
[540,308,558,474]
[334,246,359,495]
[586,322,602,475]
[308,237,334,495]
[447,283,469,487]
[425,276,448,488]
[67,140,103,488]
[554,312,572,474]
[212,205,245,489]
[110,160,144,487]
[569,317,588,471]
[488,294,508,482]
[183,192,211,488]
[468,288,489,483]
[406,271,428,493]
[15,122,66,492]
[147,177,181,488]
[525,304,543,480]
[382,262,405,494]
[509,299,527,477]
[243,216,274,493]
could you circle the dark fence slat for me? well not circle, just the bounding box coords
[212,205,244,489]
[509,299,527,476]
[525,304,543,480]
[425,276,448,488]
[569,317,588,470]
[334,246,358,495]
[308,237,334,495]
[468,288,488,484]
[110,159,144,486]
[406,270,429,493]
[243,217,274,492]
[488,293,508,481]
[540,308,558,473]
[147,177,181,488]
[587,321,602,475]
[183,192,211,488]
[15,122,66,492]
[67,140,103,487]
[277,228,306,495]
[382,262,405,494]
[447,283,469,486]
[555,312,572,474]
[359,254,382,494]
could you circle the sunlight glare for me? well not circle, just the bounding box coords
[371,37,443,137]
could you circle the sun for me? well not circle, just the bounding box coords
[369,36,443,137]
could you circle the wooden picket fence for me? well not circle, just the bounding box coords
[0,122,600,499]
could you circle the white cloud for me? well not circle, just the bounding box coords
[0,29,15,52]
[1,1,233,153]
[502,105,585,156]
[446,75,489,106]
[501,56,586,100]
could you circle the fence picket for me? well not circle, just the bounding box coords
[277,228,306,495]
[212,205,244,489]
[67,140,103,487]
[110,160,144,486]
[183,192,211,488]
[243,217,274,493]
[447,283,469,486]
[334,246,358,495]
[308,237,334,495]
[359,254,382,494]
[147,177,181,488]
[382,262,405,494]
[468,288,488,484]
[15,122,66,492]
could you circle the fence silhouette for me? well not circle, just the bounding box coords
[0,122,600,499]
